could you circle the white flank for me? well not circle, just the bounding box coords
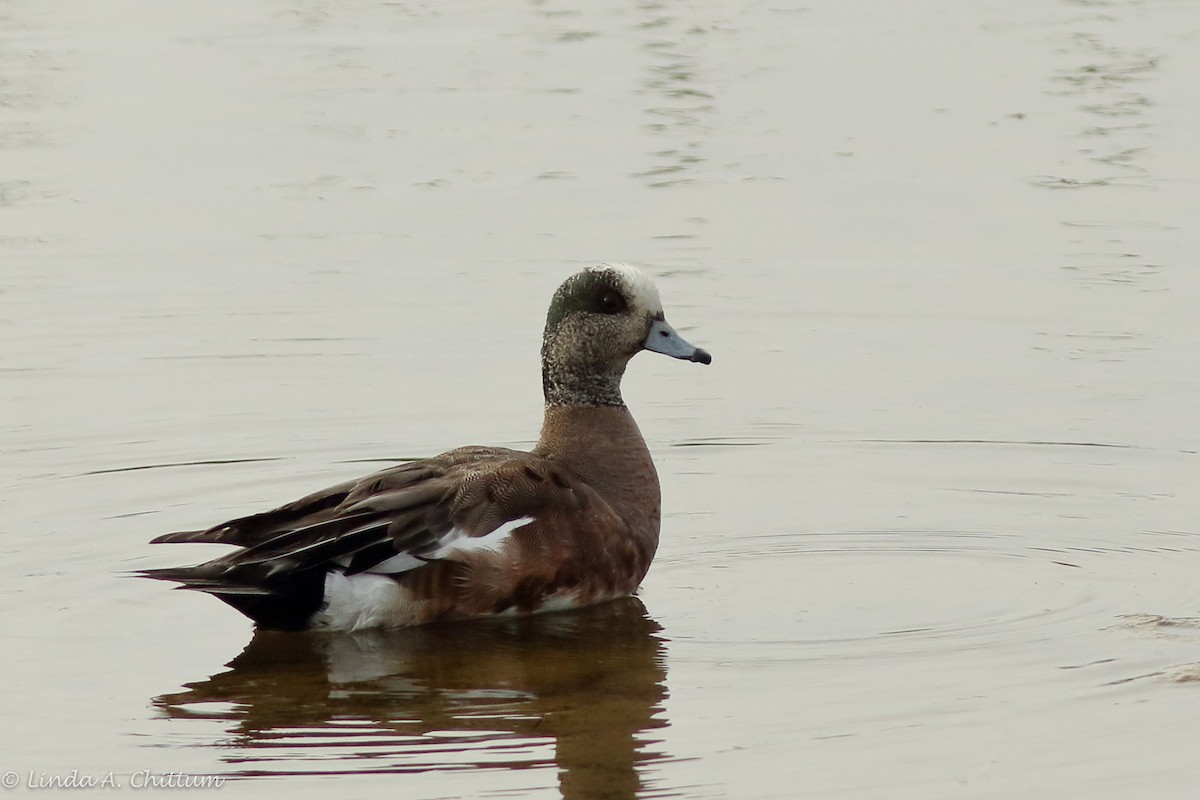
[593,262,662,316]
[312,572,410,632]
[536,593,584,614]
[312,517,536,631]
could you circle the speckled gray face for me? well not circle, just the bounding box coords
[541,264,710,407]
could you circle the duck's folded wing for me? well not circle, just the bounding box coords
[140,449,606,591]
[147,461,439,548]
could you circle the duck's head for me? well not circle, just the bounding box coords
[541,263,711,407]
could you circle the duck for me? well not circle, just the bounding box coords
[141,263,711,632]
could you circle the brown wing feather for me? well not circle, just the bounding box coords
[148,460,441,548]
[143,447,618,590]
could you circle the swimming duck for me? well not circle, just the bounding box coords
[142,263,711,632]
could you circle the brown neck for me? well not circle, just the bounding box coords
[534,405,661,535]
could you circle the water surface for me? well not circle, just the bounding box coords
[3,1,1200,798]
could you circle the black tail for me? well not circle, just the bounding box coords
[138,565,327,632]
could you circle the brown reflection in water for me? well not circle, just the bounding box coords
[153,598,668,798]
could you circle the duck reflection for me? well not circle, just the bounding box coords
[154,598,669,797]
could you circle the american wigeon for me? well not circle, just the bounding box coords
[142,263,710,631]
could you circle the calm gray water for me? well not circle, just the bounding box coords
[3,1,1200,798]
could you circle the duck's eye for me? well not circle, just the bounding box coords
[598,291,626,314]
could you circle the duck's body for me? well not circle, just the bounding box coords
[143,264,709,632]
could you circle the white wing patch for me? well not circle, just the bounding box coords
[355,515,536,576]
[363,552,424,574]
[437,516,535,558]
